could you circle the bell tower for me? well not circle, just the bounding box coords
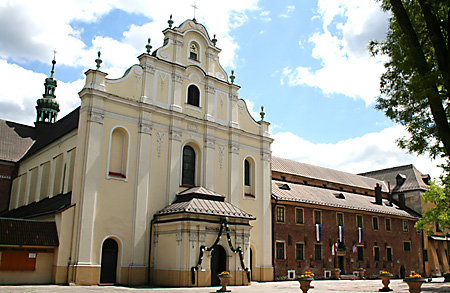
[36,55,60,123]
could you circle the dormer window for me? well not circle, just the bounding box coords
[190,42,199,60]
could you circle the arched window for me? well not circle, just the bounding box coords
[190,42,199,60]
[108,127,129,178]
[244,159,251,186]
[244,157,255,198]
[187,85,200,107]
[182,145,196,186]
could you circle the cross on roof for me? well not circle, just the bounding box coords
[192,2,198,20]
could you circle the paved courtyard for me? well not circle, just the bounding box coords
[1,278,449,293]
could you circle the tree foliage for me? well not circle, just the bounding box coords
[369,0,450,159]
[415,175,450,234]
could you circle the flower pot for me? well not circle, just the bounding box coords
[404,277,426,293]
[379,274,393,292]
[334,271,341,280]
[298,277,313,293]
[217,274,232,292]
[359,269,366,279]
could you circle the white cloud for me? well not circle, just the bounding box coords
[272,125,444,180]
[282,1,389,105]
[259,11,271,22]
[280,5,295,18]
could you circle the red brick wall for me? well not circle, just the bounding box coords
[0,162,16,212]
[273,201,423,280]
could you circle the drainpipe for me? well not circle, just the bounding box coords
[272,197,277,281]
[147,218,154,285]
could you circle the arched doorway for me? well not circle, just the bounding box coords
[400,265,406,279]
[100,239,118,284]
[250,247,254,281]
[211,245,227,286]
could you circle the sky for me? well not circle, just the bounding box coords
[0,0,444,179]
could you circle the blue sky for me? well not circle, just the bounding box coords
[0,0,443,178]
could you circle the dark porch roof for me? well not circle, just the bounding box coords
[0,218,59,247]
[0,192,71,219]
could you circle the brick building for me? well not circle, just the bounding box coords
[271,157,423,280]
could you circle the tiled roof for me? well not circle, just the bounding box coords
[272,180,418,219]
[0,107,79,163]
[359,164,429,193]
[0,192,71,219]
[156,187,254,219]
[0,218,59,246]
[0,120,37,162]
[272,157,388,192]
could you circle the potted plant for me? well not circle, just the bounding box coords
[379,270,393,292]
[444,273,450,282]
[217,271,232,292]
[334,268,342,279]
[404,272,426,293]
[358,267,366,279]
[298,271,314,293]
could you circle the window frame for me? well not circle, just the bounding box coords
[385,218,391,231]
[276,241,285,260]
[403,220,409,232]
[181,144,197,187]
[107,126,130,181]
[386,246,393,262]
[295,243,305,261]
[186,84,200,107]
[314,244,322,261]
[403,241,411,252]
[374,246,380,262]
[314,210,322,225]
[276,206,285,223]
[372,216,379,230]
[296,208,304,225]
[336,212,344,226]
[243,157,256,199]
[357,245,364,262]
[356,214,363,228]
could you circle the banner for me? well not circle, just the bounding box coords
[352,244,357,254]
[338,225,344,243]
[331,244,336,255]
[315,224,321,242]
[358,227,363,243]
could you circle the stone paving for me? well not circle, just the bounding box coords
[1,278,449,292]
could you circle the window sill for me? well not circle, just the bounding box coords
[181,184,196,188]
[185,104,201,112]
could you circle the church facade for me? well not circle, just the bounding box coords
[0,18,273,286]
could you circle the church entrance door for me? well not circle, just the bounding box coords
[211,245,226,286]
[100,239,118,284]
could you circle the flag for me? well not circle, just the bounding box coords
[352,244,357,254]
[358,227,363,243]
[331,244,335,255]
[338,225,344,243]
[315,224,321,242]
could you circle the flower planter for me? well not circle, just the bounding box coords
[379,274,393,292]
[358,269,366,279]
[217,274,232,292]
[404,277,426,293]
[334,270,341,280]
[298,277,313,293]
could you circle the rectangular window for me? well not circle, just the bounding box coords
[374,246,380,262]
[314,210,322,225]
[436,223,442,232]
[276,206,285,223]
[356,215,363,228]
[403,220,409,232]
[276,242,285,260]
[296,243,305,261]
[337,213,344,226]
[385,218,391,231]
[357,246,364,262]
[314,244,322,261]
[372,217,379,230]
[424,250,428,261]
[386,247,393,262]
[296,208,304,225]
[403,242,411,252]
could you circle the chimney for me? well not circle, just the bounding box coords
[398,193,405,209]
[375,183,382,205]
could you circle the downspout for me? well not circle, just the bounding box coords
[147,218,154,285]
[272,196,277,281]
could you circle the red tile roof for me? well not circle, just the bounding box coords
[0,218,59,247]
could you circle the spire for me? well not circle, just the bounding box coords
[35,55,60,124]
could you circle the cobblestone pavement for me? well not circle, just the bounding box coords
[1,278,449,292]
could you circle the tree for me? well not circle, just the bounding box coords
[415,176,450,234]
[370,0,450,159]
[370,0,450,232]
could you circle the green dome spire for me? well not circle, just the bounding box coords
[36,55,60,124]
